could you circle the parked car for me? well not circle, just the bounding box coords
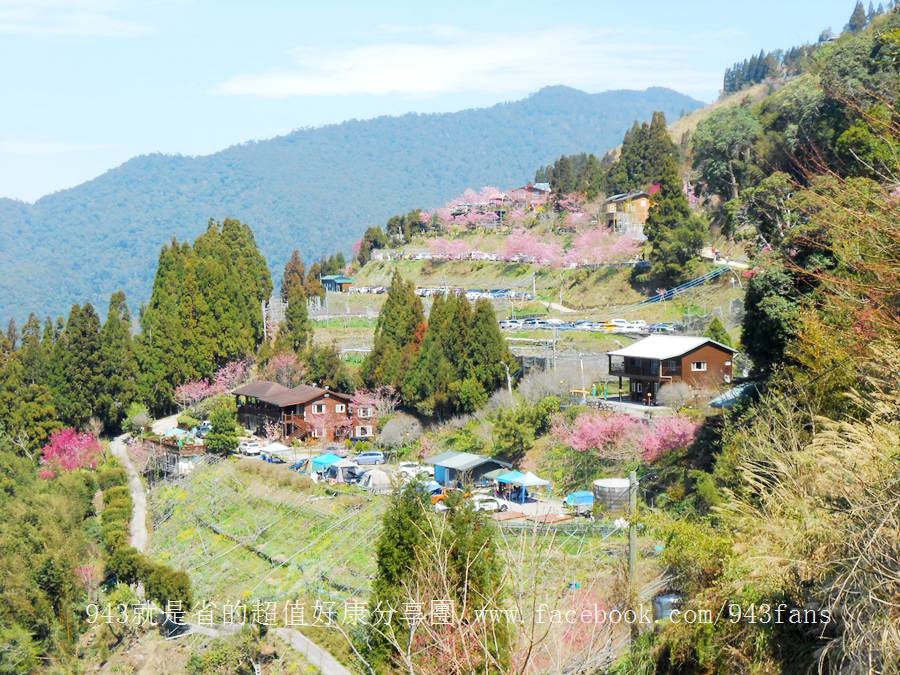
[630,320,648,330]
[650,322,676,333]
[606,319,630,331]
[354,450,386,465]
[238,440,261,456]
[471,497,508,513]
[398,462,433,478]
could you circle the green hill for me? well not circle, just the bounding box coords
[0,86,702,323]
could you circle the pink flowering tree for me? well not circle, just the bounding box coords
[174,379,214,409]
[502,229,562,265]
[639,416,700,462]
[39,428,102,478]
[564,229,641,266]
[212,359,251,392]
[264,351,307,388]
[428,238,471,259]
[552,411,641,461]
[352,386,399,417]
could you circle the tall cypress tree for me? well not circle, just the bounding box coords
[404,293,455,416]
[469,299,515,395]
[49,303,104,428]
[362,271,424,390]
[98,291,140,431]
[19,314,44,385]
[280,285,312,353]
[280,249,306,301]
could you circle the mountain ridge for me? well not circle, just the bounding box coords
[0,85,703,322]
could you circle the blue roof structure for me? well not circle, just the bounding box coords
[564,491,594,506]
[495,470,525,484]
[709,383,756,409]
[311,453,343,471]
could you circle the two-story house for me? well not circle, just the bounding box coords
[607,335,737,403]
[233,381,376,441]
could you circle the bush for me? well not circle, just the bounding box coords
[376,413,423,450]
[144,563,193,611]
[97,464,128,491]
[106,545,145,586]
[123,402,151,435]
[177,414,201,430]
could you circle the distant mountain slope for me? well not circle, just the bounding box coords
[0,86,702,322]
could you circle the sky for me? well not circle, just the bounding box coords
[1,0,858,202]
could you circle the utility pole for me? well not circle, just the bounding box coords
[500,362,513,399]
[629,469,639,640]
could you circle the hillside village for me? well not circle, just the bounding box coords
[0,4,897,674]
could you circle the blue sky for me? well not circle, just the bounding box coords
[1,0,857,201]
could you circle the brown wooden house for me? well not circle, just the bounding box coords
[233,381,376,442]
[607,336,737,404]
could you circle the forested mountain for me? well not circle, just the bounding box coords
[0,86,702,322]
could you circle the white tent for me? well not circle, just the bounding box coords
[360,468,392,494]
[517,471,550,487]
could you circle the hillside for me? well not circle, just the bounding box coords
[0,86,702,322]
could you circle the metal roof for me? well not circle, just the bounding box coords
[607,335,736,360]
[424,451,508,472]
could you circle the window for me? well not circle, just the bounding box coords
[665,359,679,371]
[355,426,372,437]
[691,361,708,372]
[632,382,643,393]
[725,360,732,366]
[312,403,326,414]
[311,427,323,438]
[335,404,346,413]
[358,406,373,419]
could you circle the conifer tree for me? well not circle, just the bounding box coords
[643,156,707,285]
[362,271,424,390]
[368,481,429,663]
[846,1,867,32]
[281,285,312,353]
[49,303,104,428]
[469,299,515,394]
[98,291,140,431]
[280,249,306,301]
[404,293,456,416]
[18,314,44,385]
[6,319,17,351]
[704,316,732,347]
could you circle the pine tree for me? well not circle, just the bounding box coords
[643,156,707,285]
[6,319,18,351]
[19,314,44,385]
[205,405,238,455]
[404,293,456,416]
[704,316,733,347]
[367,482,430,664]
[49,303,104,428]
[469,299,515,395]
[280,249,306,301]
[846,1,867,32]
[867,1,876,21]
[98,291,140,432]
[362,271,424,390]
[281,285,312,353]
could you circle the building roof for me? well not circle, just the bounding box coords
[233,381,352,407]
[607,335,737,360]
[424,451,508,472]
[606,190,650,204]
[320,274,353,283]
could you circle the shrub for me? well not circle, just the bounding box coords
[177,414,201,430]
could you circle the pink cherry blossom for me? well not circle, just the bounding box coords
[563,229,640,266]
[639,416,700,462]
[502,229,562,265]
[40,428,102,476]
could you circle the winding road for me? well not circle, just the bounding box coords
[108,418,352,675]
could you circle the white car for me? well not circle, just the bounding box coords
[471,497,508,513]
[239,440,261,455]
[398,462,434,478]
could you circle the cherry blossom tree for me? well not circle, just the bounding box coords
[39,428,102,478]
[639,415,700,462]
[173,379,214,409]
[212,359,251,391]
[264,351,307,387]
[352,386,399,417]
[502,229,562,265]
[553,411,641,460]
[563,229,640,266]
[428,238,471,259]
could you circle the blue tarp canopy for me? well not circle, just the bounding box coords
[709,383,755,409]
[312,453,343,472]
[564,491,594,506]
[495,470,525,484]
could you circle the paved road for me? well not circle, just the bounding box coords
[273,628,352,675]
[109,434,148,553]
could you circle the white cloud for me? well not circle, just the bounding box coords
[0,0,149,37]
[215,26,720,99]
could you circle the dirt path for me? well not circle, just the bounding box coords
[109,434,148,553]
[123,414,353,674]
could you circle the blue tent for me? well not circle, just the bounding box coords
[495,470,525,484]
[564,491,594,507]
[311,453,343,472]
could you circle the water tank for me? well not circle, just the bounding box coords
[592,477,631,511]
